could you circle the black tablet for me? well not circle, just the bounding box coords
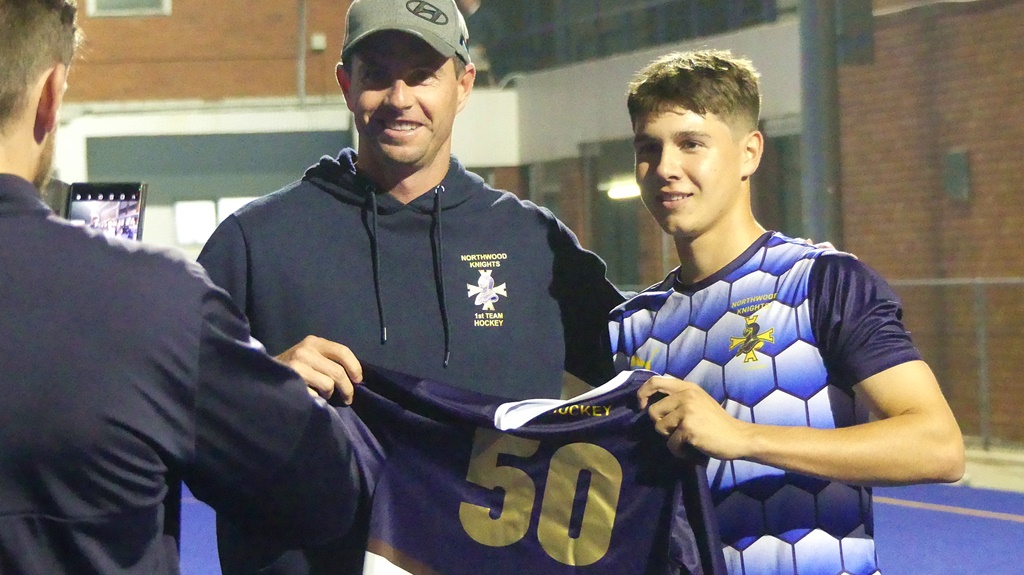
[66,182,147,241]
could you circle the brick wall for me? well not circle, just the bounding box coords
[843,0,1024,277]
[535,158,592,249]
[67,0,351,102]
[491,166,526,200]
[841,0,1024,442]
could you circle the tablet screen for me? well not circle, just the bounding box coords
[66,182,147,241]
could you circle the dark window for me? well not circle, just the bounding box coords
[466,0,778,83]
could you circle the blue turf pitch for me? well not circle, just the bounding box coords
[180,483,1024,574]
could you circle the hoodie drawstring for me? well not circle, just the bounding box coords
[368,189,387,344]
[365,183,450,368]
[433,186,451,367]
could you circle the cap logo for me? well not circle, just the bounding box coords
[405,0,449,25]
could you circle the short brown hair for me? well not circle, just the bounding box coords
[0,0,80,132]
[627,50,761,135]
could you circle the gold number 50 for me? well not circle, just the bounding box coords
[458,428,623,566]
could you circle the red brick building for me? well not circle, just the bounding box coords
[68,1,350,102]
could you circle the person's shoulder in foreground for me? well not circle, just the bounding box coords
[0,2,362,573]
[618,49,964,574]
[2,174,363,574]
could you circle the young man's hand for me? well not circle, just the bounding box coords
[638,375,751,460]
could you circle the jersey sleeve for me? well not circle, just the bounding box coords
[808,254,922,389]
[549,219,625,386]
[197,215,251,314]
[185,279,362,546]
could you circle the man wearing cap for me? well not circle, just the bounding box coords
[198,0,624,572]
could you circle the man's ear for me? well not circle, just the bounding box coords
[739,130,764,181]
[34,62,67,142]
[455,62,476,114]
[34,63,67,143]
[336,63,355,112]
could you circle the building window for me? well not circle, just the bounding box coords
[173,200,216,246]
[467,0,779,83]
[87,0,170,17]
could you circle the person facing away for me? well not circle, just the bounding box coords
[0,2,364,573]
[609,50,965,575]
[197,0,623,572]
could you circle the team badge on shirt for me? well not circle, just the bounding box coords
[468,269,507,312]
[728,314,774,363]
[461,253,509,327]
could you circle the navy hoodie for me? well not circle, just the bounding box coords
[199,149,624,400]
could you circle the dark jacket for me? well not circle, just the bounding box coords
[199,149,623,399]
[0,174,361,575]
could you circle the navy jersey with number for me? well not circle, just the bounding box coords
[343,368,725,575]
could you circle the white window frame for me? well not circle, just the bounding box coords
[86,0,171,18]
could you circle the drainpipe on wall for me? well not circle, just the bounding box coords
[297,0,308,104]
[798,0,843,246]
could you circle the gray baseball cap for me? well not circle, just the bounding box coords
[342,0,471,65]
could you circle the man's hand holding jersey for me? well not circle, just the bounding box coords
[638,376,751,461]
[638,364,964,486]
[276,335,363,404]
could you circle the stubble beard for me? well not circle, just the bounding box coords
[360,137,436,185]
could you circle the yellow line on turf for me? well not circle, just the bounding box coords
[874,496,1024,524]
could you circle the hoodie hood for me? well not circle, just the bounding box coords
[301,148,480,214]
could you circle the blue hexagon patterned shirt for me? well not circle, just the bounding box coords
[610,232,922,575]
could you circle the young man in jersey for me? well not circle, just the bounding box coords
[0,2,364,573]
[198,0,622,572]
[611,50,965,574]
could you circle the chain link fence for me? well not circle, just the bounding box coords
[891,278,1024,449]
